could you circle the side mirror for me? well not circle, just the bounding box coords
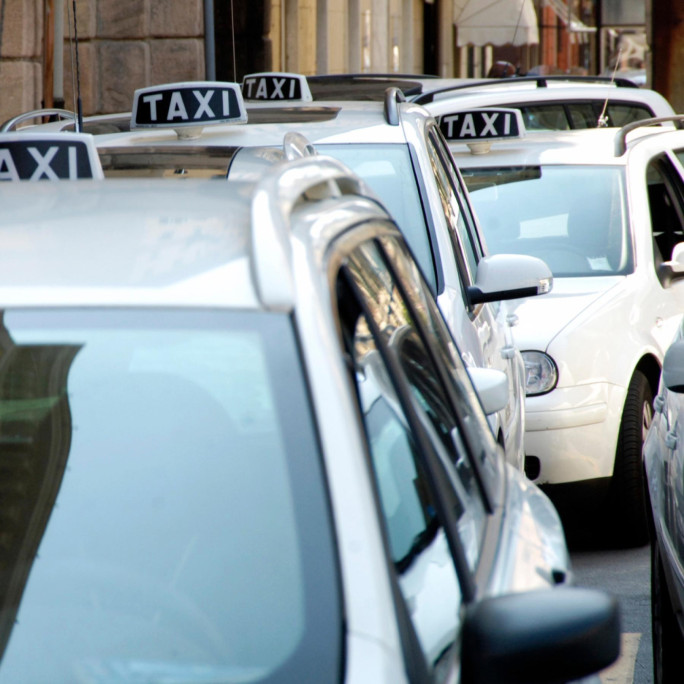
[657,241,684,287]
[461,586,620,684]
[467,254,553,306]
[467,367,508,415]
[663,339,684,393]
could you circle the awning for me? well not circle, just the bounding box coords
[454,0,540,47]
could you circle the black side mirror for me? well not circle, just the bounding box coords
[461,586,620,684]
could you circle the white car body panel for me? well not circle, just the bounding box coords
[423,82,675,117]
[449,126,684,487]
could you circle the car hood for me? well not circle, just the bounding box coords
[507,276,622,351]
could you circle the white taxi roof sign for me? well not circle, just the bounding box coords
[241,72,313,102]
[439,107,525,143]
[0,132,103,181]
[131,82,247,131]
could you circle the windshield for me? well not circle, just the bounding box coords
[319,143,436,290]
[0,309,339,684]
[461,165,632,277]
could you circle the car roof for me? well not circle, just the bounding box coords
[415,75,674,113]
[0,148,387,309]
[0,178,261,309]
[98,101,411,146]
[448,127,627,166]
[447,119,684,167]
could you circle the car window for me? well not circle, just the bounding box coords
[462,165,633,277]
[567,102,601,128]
[335,234,499,677]
[376,233,502,494]
[0,309,340,684]
[340,237,489,565]
[425,130,479,282]
[647,157,684,262]
[520,104,571,130]
[319,142,437,291]
[604,103,655,127]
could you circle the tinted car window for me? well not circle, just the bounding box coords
[0,309,340,684]
[520,104,571,131]
[604,103,655,127]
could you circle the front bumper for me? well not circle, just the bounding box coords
[524,382,627,485]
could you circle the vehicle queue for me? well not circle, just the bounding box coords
[1,69,684,683]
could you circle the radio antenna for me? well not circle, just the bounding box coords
[598,46,623,128]
[230,0,237,82]
[71,1,83,131]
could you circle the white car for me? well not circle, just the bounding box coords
[0,133,619,682]
[416,75,675,131]
[442,111,684,545]
[9,76,554,474]
[644,309,684,683]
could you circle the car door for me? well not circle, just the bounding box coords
[332,225,507,680]
[422,125,523,462]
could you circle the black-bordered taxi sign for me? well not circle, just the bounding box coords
[438,107,525,142]
[0,132,103,181]
[241,73,313,102]
[131,82,247,129]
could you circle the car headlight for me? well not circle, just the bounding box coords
[521,351,558,396]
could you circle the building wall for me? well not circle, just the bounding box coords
[0,0,43,124]
[0,0,205,122]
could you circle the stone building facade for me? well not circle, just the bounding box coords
[0,0,206,124]
[2,1,677,126]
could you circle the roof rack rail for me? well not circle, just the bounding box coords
[251,156,374,309]
[413,75,638,105]
[384,87,406,126]
[1,108,77,133]
[308,73,439,82]
[615,115,684,156]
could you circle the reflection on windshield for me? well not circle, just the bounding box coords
[0,320,78,659]
[0,309,338,684]
[463,165,632,277]
[319,143,436,290]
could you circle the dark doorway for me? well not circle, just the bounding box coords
[213,1,272,81]
[423,0,439,75]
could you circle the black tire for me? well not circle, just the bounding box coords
[652,539,684,683]
[608,370,653,546]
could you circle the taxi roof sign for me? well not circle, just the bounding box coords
[439,107,525,143]
[241,73,313,102]
[0,132,103,181]
[131,82,247,135]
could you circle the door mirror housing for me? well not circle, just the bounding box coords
[461,587,620,684]
[467,367,509,415]
[467,254,553,305]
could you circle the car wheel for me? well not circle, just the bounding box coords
[609,370,652,546]
[652,540,684,683]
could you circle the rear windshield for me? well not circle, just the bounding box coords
[461,165,632,277]
[0,309,340,684]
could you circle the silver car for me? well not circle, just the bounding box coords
[644,295,684,683]
[0,135,618,682]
